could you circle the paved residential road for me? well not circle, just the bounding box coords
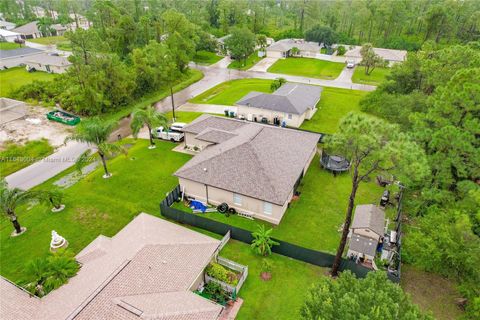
[5,142,90,190]
[155,57,375,113]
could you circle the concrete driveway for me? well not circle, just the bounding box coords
[5,142,90,190]
[334,66,354,83]
[248,57,279,72]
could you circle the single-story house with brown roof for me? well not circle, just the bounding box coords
[266,39,321,58]
[235,82,322,127]
[0,213,240,320]
[175,115,320,224]
[344,45,407,66]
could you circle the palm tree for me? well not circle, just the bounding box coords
[66,117,126,179]
[130,106,168,149]
[0,180,43,235]
[43,188,65,212]
[251,224,279,256]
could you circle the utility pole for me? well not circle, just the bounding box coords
[170,86,175,122]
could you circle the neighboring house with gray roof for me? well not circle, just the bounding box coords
[0,213,232,320]
[12,21,42,39]
[266,38,321,58]
[347,204,386,265]
[236,82,322,128]
[26,53,72,73]
[344,45,407,66]
[176,115,320,224]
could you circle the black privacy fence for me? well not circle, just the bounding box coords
[160,185,400,283]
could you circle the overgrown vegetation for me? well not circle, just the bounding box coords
[360,41,480,318]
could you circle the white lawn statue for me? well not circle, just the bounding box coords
[50,230,68,252]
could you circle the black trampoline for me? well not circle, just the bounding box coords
[320,152,350,173]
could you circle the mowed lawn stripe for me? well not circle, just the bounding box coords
[267,57,345,80]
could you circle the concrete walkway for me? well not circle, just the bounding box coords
[5,142,90,190]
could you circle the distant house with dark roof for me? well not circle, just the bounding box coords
[235,82,322,128]
[347,204,386,264]
[176,115,320,224]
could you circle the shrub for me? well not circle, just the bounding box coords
[336,45,346,56]
[206,262,239,286]
[23,250,79,297]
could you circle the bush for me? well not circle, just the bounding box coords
[23,250,79,297]
[206,262,239,286]
[336,45,346,56]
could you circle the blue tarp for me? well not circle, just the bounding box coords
[190,200,207,213]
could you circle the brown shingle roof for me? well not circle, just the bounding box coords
[176,115,320,205]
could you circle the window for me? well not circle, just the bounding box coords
[287,114,293,120]
[263,202,273,215]
[233,193,242,206]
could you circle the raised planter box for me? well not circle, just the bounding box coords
[46,109,80,126]
[205,256,248,299]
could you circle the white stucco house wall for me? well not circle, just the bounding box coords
[235,82,322,128]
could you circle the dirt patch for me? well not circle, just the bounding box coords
[401,264,463,320]
[73,207,110,226]
[0,104,73,148]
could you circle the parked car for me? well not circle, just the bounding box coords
[153,126,184,142]
[170,122,187,132]
[346,60,355,68]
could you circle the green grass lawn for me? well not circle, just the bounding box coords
[301,87,368,134]
[0,139,54,178]
[0,140,192,283]
[220,240,326,320]
[27,36,72,51]
[352,66,390,85]
[193,50,223,65]
[190,79,366,134]
[0,67,56,97]
[0,42,22,50]
[174,154,384,253]
[190,78,273,105]
[267,57,345,80]
[228,51,263,71]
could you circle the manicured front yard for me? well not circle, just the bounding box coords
[27,36,72,51]
[193,50,223,65]
[0,140,192,282]
[174,154,384,253]
[228,51,264,71]
[0,42,22,50]
[0,67,56,97]
[220,240,326,320]
[300,87,368,134]
[267,57,345,80]
[352,66,390,85]
[0,139,54,178]
[189,78,273,105]
[190,78,367,134]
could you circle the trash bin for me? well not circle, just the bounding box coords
[224,109,229,117]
